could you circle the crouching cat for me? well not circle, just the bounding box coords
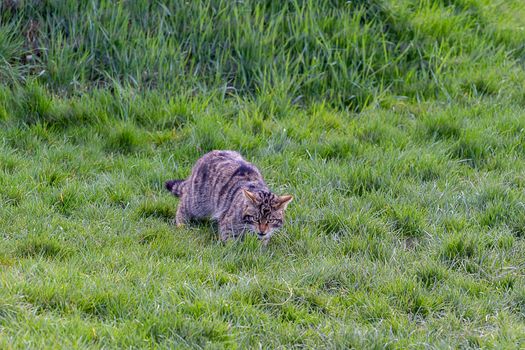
[165,150,293,245]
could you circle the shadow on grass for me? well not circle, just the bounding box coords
[15,236,73,260]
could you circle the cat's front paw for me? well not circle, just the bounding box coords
[219,232,230,242]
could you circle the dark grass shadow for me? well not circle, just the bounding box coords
[136,200,177,223]
[15,237,73,260]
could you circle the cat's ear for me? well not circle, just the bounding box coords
[243,189,258,203]
[276,195,293,209]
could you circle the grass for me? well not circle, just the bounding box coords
[1,0,525,348]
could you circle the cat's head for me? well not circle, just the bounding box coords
[242,189,293,241]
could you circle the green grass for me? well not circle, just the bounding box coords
[1,0,525,348]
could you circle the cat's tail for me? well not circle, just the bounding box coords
[165,179,186,197]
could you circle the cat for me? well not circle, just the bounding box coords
[165,150,293,245]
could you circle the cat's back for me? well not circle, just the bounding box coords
[197,150,243,168]
[193,150,248,175]
[186,151,265,215]
[192,150,263,182]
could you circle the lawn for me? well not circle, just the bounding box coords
[1,1,525,348]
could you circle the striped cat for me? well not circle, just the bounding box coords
[165,150,293,245]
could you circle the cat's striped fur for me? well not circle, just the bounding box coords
[165,150,293,244]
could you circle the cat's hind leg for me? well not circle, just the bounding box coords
[175,199,191,227]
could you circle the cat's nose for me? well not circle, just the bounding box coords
[258,223,268,234]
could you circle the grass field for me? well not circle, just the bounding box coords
[1,0,525,348]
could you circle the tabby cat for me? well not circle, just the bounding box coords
[165,150,293,244]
